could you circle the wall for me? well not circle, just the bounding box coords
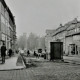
[65,36,73,55]
[0,1,16,51]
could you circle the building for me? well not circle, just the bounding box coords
[45,18,80,59]
[65,18,80,56]
[0,0,16,51]
[45,29,55,59]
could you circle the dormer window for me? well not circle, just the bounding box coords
[75,28,79,32]
[77,28,79,32]
[75,28,77,32]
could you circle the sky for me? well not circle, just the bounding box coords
[5,0,80,37]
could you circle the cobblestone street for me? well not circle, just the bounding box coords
[0,57,80,80]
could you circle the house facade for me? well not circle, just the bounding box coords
[65,19,80,56]
[45,18,80,59]
[0,0,16,51]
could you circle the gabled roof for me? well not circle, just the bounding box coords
[46,29,55,34]
[55,24,65,33]
[46,29,55,37]
[45,18,80,37]
[65,18,80,31]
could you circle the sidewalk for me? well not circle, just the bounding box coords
[63,56,80,64]
[0,54,25,70]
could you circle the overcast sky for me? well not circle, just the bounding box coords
[5,0,80,37]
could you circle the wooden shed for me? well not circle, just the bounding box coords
[50,42,63,60]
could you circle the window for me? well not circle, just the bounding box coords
[2,34,5,41]
[1,15,5,24]
[1,3,5,15]
[77,28,79,32]
[5,10,9,20]
[75,28,80,32]
[0,2,1,12]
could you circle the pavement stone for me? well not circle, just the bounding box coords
[0,57,80,80]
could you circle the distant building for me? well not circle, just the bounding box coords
[45,18,80,58]
[0,0,16,51]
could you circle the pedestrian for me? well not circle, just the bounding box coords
[1,42,6,64]
[27,50,30,56]
[34,51,36,56]
[8,48,13,57]
[44,49,47,59]
[20,49,24,54]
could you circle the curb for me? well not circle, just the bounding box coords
[0,67,26,71]
[64,59,80,65]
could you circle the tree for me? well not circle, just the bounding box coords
[17,32,45,51]
[27,33,45,51]
[40,36,45,50]
[27,33,39,50]
[17,33,27,49]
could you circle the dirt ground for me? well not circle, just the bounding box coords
[0,57,80,80]
[24,58,80,80]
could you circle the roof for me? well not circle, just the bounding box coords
[65,18,80,30]
[46,29,55,35]
[46,18,80,37]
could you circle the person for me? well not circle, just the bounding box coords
[27,50,30,56]
[1,42,6,64]
[34,51,36,56]
[44,51,46,59]
[8,48,13,57]
[15,49,19,54]
[20,49,24,54]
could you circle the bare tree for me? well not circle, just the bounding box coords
[27,33,45,51]
[17,33,27,49]
[27,33,39,50]
[40,36,45,50]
